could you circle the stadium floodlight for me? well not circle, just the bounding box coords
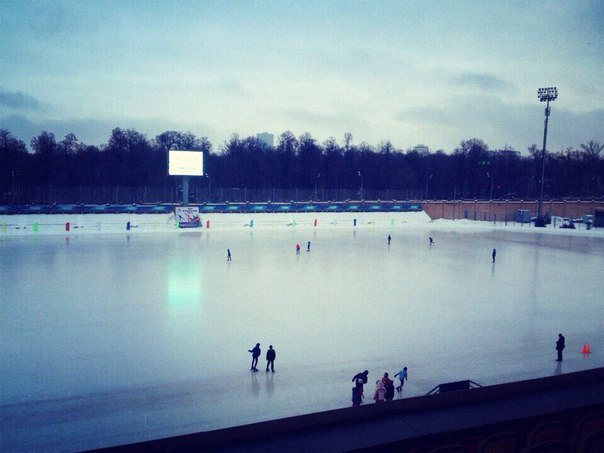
[538,87,558,102]
[536,86,558,226]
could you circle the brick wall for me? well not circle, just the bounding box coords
[422,199,604,221]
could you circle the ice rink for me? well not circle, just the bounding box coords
[1,220,603,451]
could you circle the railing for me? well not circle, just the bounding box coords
[426,379,483,395]
[1,185,423,205]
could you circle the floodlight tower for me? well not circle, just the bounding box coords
[358,171,364,201]
[536,87,557,226]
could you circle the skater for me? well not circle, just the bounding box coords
[556,333,565,361]
[307,241,311,252]
[248,343,261,371]
[394,367,408,392]
[352,370,369,400]
[296,243,300,255]
[373,379,386,403]
[266,345,276,372]
[492,248,496,263]
[429,237,434,245]
[388,234,391,245]
[382,373,395,401]
[227,249,232,261]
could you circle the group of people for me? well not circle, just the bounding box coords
[247,334,566,403]
[351,367,408,406]
[248,343,276,372]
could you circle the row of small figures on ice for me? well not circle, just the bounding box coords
[389,235,435,246]
[228,242,312,260]
[351,368,408,406]
[230,236,442,260]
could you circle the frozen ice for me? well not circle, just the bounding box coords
[1,219,603,451]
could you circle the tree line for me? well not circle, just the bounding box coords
[1,128,602,203]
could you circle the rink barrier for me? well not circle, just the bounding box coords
[0,202,423,215]
[0,211,432,236]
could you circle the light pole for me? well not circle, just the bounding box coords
[425,174,433,200]
[205,174,211,202]
[357,171,364,201]
[536,86,557,226]
[487,172,493,200]
[315,173,320,201]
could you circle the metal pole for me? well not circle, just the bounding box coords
[536,87,557,226]
[182,176,189,206]
[537,99,550,219]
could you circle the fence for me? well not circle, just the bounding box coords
[3,185,422,205]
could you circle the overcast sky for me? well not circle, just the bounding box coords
[1,0,602,154]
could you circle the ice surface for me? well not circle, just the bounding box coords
[1,221,603,451]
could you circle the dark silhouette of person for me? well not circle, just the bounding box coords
[352,370,369,406]
[492,248,496,263]
[429,237,434,245]
[382,372,395,401]
[307,241,311,252]
[352,370,369,392]
[227,249,232,261]
[556,333,565,361]
[248,343,261,371]
[388,235,391,245]
[296,243,300,255]
[266,345,276,372]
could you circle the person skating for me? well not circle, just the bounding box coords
[266,345,276,372]
[429,237,434,245]
[388,234,391,245]
[394,366,408,392]
[492,248,496,263]
[248,343,261,371]
[307,241,311,252]
[296,243,300,255]
[227,249,232,261]
[556,333,565,361]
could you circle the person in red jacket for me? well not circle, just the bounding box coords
[382,372,395,401]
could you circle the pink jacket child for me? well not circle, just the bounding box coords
[373,380,386,403]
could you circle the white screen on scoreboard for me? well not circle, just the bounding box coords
[168,150,204,176]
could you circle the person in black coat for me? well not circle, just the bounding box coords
[351,370,369,406]
[249,343,261,371]
[266,345,276,372]
[556,333,565,361]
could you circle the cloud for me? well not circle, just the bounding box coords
[0,88,46,112]
[451,73,514,92]
[278,108,372,141]
[394,95,604,153]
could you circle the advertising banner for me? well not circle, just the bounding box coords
[175,206,201,228]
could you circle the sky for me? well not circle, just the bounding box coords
[1,0,603,154]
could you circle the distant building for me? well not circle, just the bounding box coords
[257,132,274,147]
[495,149,521,158]
[413,144,430,155]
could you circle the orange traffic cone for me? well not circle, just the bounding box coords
[581,344,591,354]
